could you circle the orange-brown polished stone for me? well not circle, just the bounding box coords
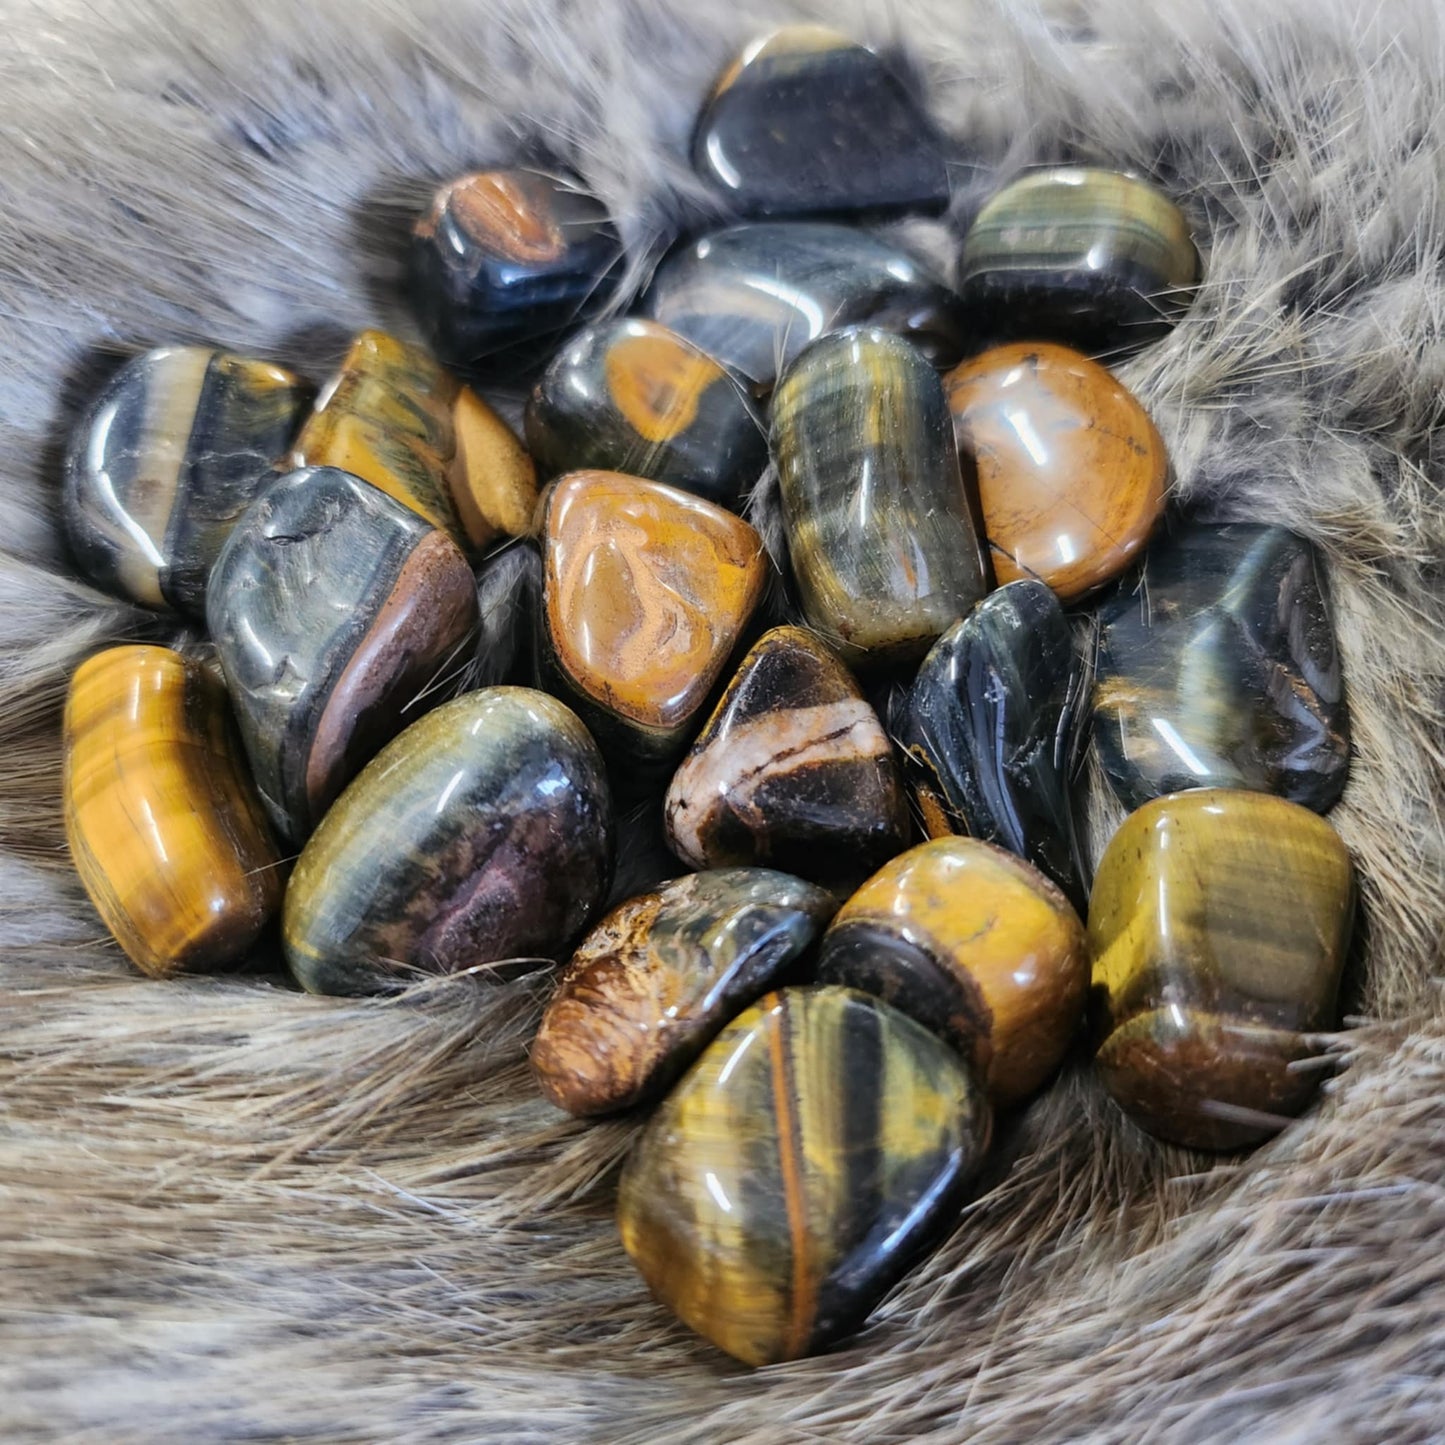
[541,471,768,760]
[944,342,1167,600]
[63,645,283,977]
[817,837,1089,1104]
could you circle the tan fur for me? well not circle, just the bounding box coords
[2,0,1443,1438]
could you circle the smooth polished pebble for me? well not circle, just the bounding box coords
[818,838,1089,1104]
[283,687,613,996]
[409,169,622,374]
[664,626,909,887]
[1089,788,1355,1150]
[207,467,479,845]
[1094,522,1349,813]
[944,342,1168,600]
[693,25,950,218]
[900,581,1087,907]
[540,471,768,762]
[532,868,836,1116]
[959,167,1200,355]
[618,985,991,1365]
[64,346,311,615]
[643,222,969,392]
[63,645,282,977]
[774,327,988,668]
[524,317,766,506]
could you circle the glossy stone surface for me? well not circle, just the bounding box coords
[959,167,1200,356]
[63,646,282,977]
[1093,522,1350,813]
[664,626,908,886]
[524,318,766,506]
[283,687,613,996]
[818,838,1089,1104]
[292,329,537,554]
[409,169,622,374]
[693,26,950,219]
[207,467,479,845]
[1089,788,1355,1150]
[900,582,1087,907]
[64,347,311,615]
[618,985,990,1365]
[643,222,969,392]
[944,342,1168,600]
[533,868,836,1116]
[774,328,988,668]
[540,471,768,762]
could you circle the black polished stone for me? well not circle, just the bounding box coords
[1093,522,1349,813]
[642,222,969,392]
[524,317,766,506]
[900,581,1088,907]
[693,26,950,219]
[408,169,623,375]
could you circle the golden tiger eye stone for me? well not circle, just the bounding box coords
[817,838,1089,1104]
[1089,788,1355,1151]
[618,985,991,1365]
[540,471,768,760]
[944,342,1168,600]
[63,645,283,977]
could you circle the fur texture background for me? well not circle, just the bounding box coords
[3,0,1444,1438]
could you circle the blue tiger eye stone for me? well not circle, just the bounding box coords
[693,26,951,219]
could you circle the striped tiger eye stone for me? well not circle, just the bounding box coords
[540,471,768,762]
[1090,789,1354,1151]
[207,467,479,845]
[619,985,991,1365]
[64,347,311,615]
[63,645,283,977]
[409,169,623,374]
[283,687,613,996]
[959,167,1200,356]
[533,868,836,1116]
[818,838,1089,1104]
[292,329,538,554]
[663,626,908,887]
[944,342,1168,600]
[524,318,766,507]
[774,327,988,668]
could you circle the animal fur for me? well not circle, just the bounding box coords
[2,0,1444,1439]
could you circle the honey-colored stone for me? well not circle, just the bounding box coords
[450,384,539,544]
[944,342,1168,600]
[540,470,768,760]
[1089,788,1355,1150]
[818,837,1089,1104]
[63,645,283,977]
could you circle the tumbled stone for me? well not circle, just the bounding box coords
[292,329,537,554]
[63,645,283,977]
[283,687,613,996]
[944,342,1168,600]
[643,222,969,392]
[207,466,479,845]
[539,471,768,763]
[1090,788,1354,1150]
[64,346,311,615]
[409,169,622,374]
[524,317,766,506]
[664,626,908,886]
[959,167,1200,356]
[533,868,836,1116]
[693,25,950,219]
[900,581,1087,907]
[1094,522,1350,813]
[774,327,988,668]
[618,985,990,1365]
[818,838,1089,1104]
